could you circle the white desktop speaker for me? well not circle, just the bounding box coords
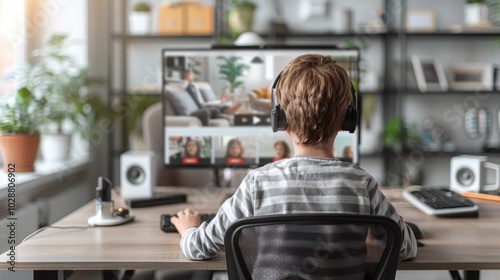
[450,155,500,193]
[120,151,156,199]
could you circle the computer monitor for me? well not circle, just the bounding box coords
[161,46,360,169]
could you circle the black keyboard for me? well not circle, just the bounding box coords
[160,213,216,233]
[403,188,479,217]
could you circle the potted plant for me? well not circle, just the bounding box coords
[129,2,152,35]
[464,0,489,26]
[0,88,44,172]
[227,0,257,39]
[383,117,419,154]
[22,34,113,161]
[216,56,250,95]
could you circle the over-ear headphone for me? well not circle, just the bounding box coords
[271,70,359,133]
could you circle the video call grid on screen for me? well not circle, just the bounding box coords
[162,47,360,168]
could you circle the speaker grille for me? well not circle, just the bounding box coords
[456,168,475,186]
[126,165,146,185]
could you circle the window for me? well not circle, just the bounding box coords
[0,0,25,98]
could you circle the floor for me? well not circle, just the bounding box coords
[68,270,500,280]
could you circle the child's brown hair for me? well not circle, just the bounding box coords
[275,54,352,147]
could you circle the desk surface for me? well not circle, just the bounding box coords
[2,187,500,271]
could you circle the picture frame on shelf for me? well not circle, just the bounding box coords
[449,63,498,91]
[405,9,436,32]
[411,56,448,92]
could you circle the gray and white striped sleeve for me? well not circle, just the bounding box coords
[179,174,255,260]
[367,177,418,260]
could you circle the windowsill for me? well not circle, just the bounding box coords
[0,157,90,191]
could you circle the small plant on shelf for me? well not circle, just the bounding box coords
[227,0,257,39]
[383,117,419,154]
[130,2,152,35]
[133,2,151,12]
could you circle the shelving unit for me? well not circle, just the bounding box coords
[106,0,394,183]
[106,0,500,186]
[392,0,500,186]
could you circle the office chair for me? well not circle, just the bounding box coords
[224,213,402,280]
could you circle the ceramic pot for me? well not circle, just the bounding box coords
[41,134,72,162]
[228,5,256,37]
[0,134,40,172]
[464,3,489,26]
[129,12,151,34]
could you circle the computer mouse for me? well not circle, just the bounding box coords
[406,222,423,239]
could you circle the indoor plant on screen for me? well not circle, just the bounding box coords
[217,55,250,96]
[0,87,44,172]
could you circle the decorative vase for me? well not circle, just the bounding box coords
[41,134,72,162]
[0,134,40,172]
[129,12,151,35]
[464,3,489,26]
[228,5,256,38]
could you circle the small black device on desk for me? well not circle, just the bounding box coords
[161,213,216,233]
[403,187,479,217]
[125,193,187,208]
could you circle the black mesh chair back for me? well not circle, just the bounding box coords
[224,213,402,280]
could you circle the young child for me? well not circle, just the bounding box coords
[273,140,291,159]
[183,139,200,158]
[171,55,417,267]
[225,138,245,158]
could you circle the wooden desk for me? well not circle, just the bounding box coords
[1,187,500,275]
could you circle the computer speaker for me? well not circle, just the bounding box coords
[450,155,500,194]
[120,151,155,199]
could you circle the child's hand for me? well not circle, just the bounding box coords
[170,208,201,236]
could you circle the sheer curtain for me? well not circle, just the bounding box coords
[0,0,25,100]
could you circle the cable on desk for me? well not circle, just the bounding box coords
[22,225,94,243]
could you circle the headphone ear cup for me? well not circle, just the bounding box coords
[341,105,358,133]
[278,107,288,131]
[271,107,279,132]
[341,82,359,134]
[271,105,288,132]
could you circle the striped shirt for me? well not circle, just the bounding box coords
[180,157,417,267]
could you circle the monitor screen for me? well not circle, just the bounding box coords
[162,46,360,168]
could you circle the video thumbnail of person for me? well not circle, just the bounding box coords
[167,136,212,165]
[213,136,257,166]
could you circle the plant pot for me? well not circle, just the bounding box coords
[0,134,40,172]
[41,134,72,162]
[129,12,151,35]
[464,3,489,26]
[228,5,256,38]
